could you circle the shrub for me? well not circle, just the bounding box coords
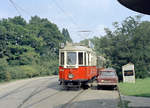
[8,65,40,79]
[37,57,59,76]
[0,58,11,81]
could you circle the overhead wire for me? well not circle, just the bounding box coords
[8,0,31,17]
[9,0,93,41]
[51,0,78,26]
[9,0,21,16]
[51,0,90,41]
[13,3,31,16]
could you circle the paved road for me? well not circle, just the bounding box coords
[122,95,150,108]
[0,76,119,108]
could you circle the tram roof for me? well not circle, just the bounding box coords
[60,44,93,52]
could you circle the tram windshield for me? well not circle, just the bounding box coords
[67,52,76,65]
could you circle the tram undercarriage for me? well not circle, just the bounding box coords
[59,77,97,89]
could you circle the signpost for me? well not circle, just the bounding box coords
[122,63,135,83]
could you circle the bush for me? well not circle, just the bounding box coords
[0,56,59,82]
[5,72,11,81]
[8,66,26,79]
[8,65,40,79]
[0,58,11,81]
[21,65,39,78]
[37,57,59,76]
[8,51,39,66]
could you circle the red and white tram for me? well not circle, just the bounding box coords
[59,43,97,88]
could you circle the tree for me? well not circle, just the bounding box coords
[0,26,7,58]
[0,16,69,81]
[62,28,72,43]
[9,16,26,26]
[83,15,150,79]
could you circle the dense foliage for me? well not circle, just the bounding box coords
[81,16,150,79]
[0,16,71,82]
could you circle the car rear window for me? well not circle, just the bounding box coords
[101,71,116,77]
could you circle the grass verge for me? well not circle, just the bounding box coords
[119,78,150,97]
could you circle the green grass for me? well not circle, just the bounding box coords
[119,78,150,97]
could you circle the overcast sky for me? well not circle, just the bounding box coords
[1,0,150,42]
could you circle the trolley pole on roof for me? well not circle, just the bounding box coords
[78,30,92,40]
[78,30,94,48]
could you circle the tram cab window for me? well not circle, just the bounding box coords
[78,52,83,65]
[60,52,64,65]
[67,52,76,65]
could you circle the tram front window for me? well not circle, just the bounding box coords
[67,52,76,65]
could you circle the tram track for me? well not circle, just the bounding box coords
[0,77,57,100]
[0,79,38,100]
[61,89,86,108]
[0,77,120,108]
[17,81,122,108]
[23,90,64,108]
[21,86,83,108]
[17,77,58,108]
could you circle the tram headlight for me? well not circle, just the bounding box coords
[68,74,74,79]
[101,80,104,82]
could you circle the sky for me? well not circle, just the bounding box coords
[1,0,150,42]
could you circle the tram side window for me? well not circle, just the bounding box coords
[78,52,83,65]
[84,52,86,65]
[61,52,64,65]
[88,53,90,66]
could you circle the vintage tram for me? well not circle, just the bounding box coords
[59,43,98,88]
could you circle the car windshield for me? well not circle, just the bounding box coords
[67,52,76,65]
[101,71,116,77]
